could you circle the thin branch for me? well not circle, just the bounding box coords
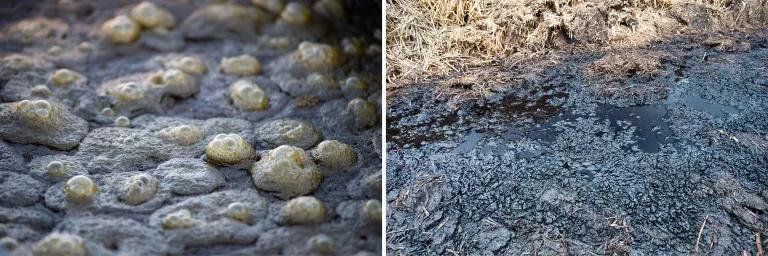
[695,215,709,255]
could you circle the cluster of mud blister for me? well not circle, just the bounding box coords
[0,0,381,255]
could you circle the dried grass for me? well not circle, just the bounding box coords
[387,0,768,81]
[586,50,669,78]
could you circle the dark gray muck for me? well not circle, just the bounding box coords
[387,31,768,255]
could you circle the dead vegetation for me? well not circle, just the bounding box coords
[586,50,669,79]
[392,175,444,213]
[387,0,768,81]
[293,95,319,108]
[581,49,673,104]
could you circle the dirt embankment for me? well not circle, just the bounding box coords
[387,0,768,80]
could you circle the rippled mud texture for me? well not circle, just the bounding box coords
[387,31,768,255]
[0,0,381,255]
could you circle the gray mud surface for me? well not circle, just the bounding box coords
[0,0,381,255]
[387,31,768,255]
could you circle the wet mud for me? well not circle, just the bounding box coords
[387,31,768,255]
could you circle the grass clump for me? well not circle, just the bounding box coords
[386,0,768,81]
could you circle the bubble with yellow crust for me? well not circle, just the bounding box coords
[311,140,356,169]
[160,69,199,96]
[16,99,58,128]
[119,173,158,205]
[342,76,369,97]
[159,124,202,145]
[32,233,87,256]
[101,15,141,43]
[313,0,345,19]
[346,98,378,129]
[129,1,176,28]
[205,133,255,165]
[115,116,131,127]
[341,37,365,56]
[281,196,326,224]
[296,42,342,71]
[3,54,33,70]
[44,160,70,179]
[63,175,98,203]
[279,2,311,25]
[252,0,284,13]
[110,82,145,102]
[307,73,339,90]
[167,56,208,75]
[225,202,250,222]
[229,79,269,111]
[308,234,337,254]
[50,68,82,86]
[256,119,323,149]
[162,209,197,229]
[362,199,382,224]
[250,145,322,198]
[220,55,261,76]
[30,84,52,97]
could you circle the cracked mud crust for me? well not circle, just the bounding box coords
[0,0,381,255]
[387,30,768,255]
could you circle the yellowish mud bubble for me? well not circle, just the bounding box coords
[101,15,141,43]
[32,233,87,256]
[129,1,176,29]
[162,209,197,229]
[205,133,255,165]
[281,196,327,224]
[64,175,98,203]
[220,55,261,76]
[229,80,269,111]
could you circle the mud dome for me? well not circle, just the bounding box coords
[387,31,768,255]
[0,0,381,255]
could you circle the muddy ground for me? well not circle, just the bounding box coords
[387,30,768,255]
[0,0,381,255]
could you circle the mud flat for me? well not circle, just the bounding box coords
[387,31,768,255]
[0,1,381,255]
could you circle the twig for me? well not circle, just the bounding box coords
[757,232,764,256]
[695,215,709,255]
[387,227,419,234]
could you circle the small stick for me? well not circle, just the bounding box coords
[757,232,764,256]
[695,215,709,255]
[386,227,419,234]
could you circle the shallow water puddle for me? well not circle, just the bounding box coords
[670,93,739,117]
[391,84,737,153]
[387,110,460,149]
[596,104,676,152]
[474,90,568,123]
[389,86,568,150]
[450,130,483,154]
[527,104,677,153]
